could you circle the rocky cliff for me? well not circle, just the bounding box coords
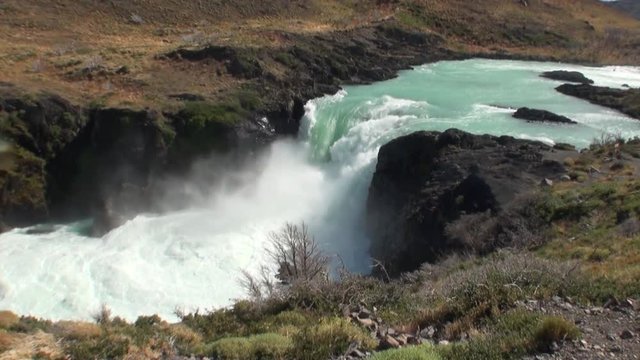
[366,129,572,276]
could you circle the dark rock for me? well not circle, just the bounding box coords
[620,330,635,339]
[555,84,640,120]
[366,129,569,276]
[513,107,577,124]
[541,70,594,84]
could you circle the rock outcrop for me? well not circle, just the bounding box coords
[366,129,572,276]
[0,90,274,235]
[541,70,594,84]
[513,107,577,124]
[556,84,640,120]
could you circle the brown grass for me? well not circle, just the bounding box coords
[0,312,18,330]
[0,0,638,110]
[52,321,102,341]
[0,331,62,360]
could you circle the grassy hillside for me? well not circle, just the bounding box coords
[605,0,640,20]
[0,0,638,109]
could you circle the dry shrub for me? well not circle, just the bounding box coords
[618,217,640,237]
[53,321,102,340]
[168,323,202,348]
[0,311,19,329]
[416,251,577,331]
[445,194,548,254]
[241,222,329,302]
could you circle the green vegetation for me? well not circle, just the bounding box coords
[371,344,441,360]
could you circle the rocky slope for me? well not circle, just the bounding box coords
[366,129,573,276]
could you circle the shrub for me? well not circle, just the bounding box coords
[532,317,579,351]
[292,317,377,359]
[0,311,19,329]
[65,333,130,360]
[267,222,329,285]
[371,344,441,360]
[412,251,578,335]
[53,321,102,340]
[250,333,293,359]
[209,337,253,360]
[168,323,203,351]
[445,194,548,255]
[206,333,292,360]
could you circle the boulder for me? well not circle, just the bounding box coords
[541,70,594,84]
[513,107,577,124]
[366,129,572,276]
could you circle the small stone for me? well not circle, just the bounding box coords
[583,327,594,334]
[349,349,366,358]
[357,318,377,329]
[552,296,563,303]
[438,340,450,346]
[593,344,603,351]
[560,174,572,182]
[387,328,396,336]
[358,308,372,319]
[395,334,408,346]
[541,178,554,187]
[610,345,622,353]
[420,326,436,339]
[607,333,617,341]
[383,335,400,349]
[620,330,635,339]
[579,339,588,347]
[550,341,560,352]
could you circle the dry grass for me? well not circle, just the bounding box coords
[0,331,62,360]
[52,321,102,341]
[0,312,18,330]
[0,0,637,110]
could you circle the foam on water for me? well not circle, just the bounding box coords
[1,59,639,321]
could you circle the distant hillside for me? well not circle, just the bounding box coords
[605,0,640,20]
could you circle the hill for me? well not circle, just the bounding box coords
[0,0,639,108]
[605,0,640,20]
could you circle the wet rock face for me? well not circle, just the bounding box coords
[0,92,86,228]
[541,70,594,84]
[513,107,577,124]
[366,129,570,276]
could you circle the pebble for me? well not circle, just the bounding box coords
[620,329,635,340]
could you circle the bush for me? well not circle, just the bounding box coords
[371,344,441,360]
[445,194,548,255]
[0,311,19,329]
[292,318,377,359]
[532,317,580,351]
[209,337,253,360]
[206,333,293,360]
[250,333,293,359]
[52,321,102,340]
[411,251,579,336]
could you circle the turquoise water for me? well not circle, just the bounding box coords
[305,59,640,163]
[0,59,639,321]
